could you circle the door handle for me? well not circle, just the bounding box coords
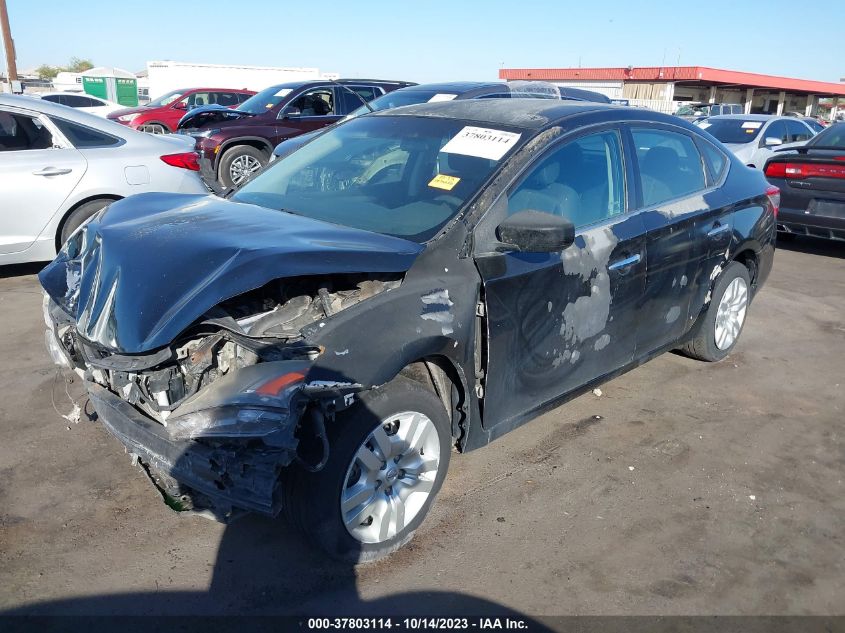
[608,253,641,271]
[33,167,72,176]
[707,223,731,238]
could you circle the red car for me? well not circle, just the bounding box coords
[108,87,255,134]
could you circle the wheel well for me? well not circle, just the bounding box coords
[139,121,170,132]
[55,195,122,251]
[221,140,272,160]
[399,356,467,448]
[733,249,759,287]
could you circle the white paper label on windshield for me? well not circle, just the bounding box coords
[441,126,521,161]
[697,122,712,129]
[741,121,763,129]
[428,93,457,102]
[274,88,293,97]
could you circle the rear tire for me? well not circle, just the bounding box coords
[680,261,751,362]
[59,199,113,244]
[218,145,267,189]
[284,376,451,563]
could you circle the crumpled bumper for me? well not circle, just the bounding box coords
[86,382,291,518]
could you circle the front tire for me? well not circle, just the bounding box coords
[680,261,751,362]
[284,376,452,563]
[218,145,267,189]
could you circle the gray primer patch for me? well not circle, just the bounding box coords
[594,334,611,351]
[680,275,688,288]
[556,226,619,364]
[420,288,455,335]
[665,306,681,324]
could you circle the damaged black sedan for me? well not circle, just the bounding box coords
[41,100,776,562]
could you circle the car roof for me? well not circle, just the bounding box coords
[37,91,102,97]
[394,81,504,93]
[374,98,620,129]
[707,114,783,121]
[0,94,141,135]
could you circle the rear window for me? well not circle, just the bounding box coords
[809,123,845,148]
[699,119,764,144]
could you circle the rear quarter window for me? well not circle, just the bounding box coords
[696,139,729,184]
[51,118,121,148]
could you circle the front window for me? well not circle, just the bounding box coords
[699,118,765,144]
[232,116,524,242]
[145,90,184,108]
[508,130,625,229]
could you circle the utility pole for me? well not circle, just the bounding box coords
[0,0,18,82]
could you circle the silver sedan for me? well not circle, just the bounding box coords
[0,95,208,265]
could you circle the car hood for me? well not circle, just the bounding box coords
[108,105,153,119]
[39,193,424,354]
[177,105,255,130]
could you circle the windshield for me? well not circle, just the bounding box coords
[146,90,185,108]
[348,90,457,118]
[698,118,764,144]
[232,116,524,242]
[675,104,709,117]
[237,84,298,114]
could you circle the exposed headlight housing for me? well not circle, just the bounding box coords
[118,113,140,123]
[167,405,292,444]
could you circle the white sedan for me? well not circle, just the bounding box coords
[697,114,817,169]
[0,95,208,265]
[31,92,125,117]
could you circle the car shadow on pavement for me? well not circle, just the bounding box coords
[775,235,845,259]
[0,262,46,280]
[2,386,553,628]
[1,514,552,623]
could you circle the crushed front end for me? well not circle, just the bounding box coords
[37,194,420,521]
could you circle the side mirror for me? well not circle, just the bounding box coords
[765,136,783,147]
[282,107,301,119]
[496,210,575,253]
[172,101,187,110]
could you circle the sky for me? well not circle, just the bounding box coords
[5,0,844,86]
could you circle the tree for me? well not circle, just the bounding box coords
[66,57,94,73]
[35,64,59,80]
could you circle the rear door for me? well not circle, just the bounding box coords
[337,85,383,115]
[628,125,711,354]
[475,126,646,430]
[0,109,85,254]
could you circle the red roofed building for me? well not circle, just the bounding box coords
[499,66,845,119]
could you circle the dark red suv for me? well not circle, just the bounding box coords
[108,87,255,135]
[176,79,414,188]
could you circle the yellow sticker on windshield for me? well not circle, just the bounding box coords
[429,174,460,191]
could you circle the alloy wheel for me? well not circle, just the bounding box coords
[341,411,441,544]
[229,155,262,185]
[714,277,748,350]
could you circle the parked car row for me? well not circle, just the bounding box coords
[0,95,207,266]
[37,95,778,561]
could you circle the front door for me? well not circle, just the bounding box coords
[275,86,344,144]
[0,109,85,255]
[475,128,646,430]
